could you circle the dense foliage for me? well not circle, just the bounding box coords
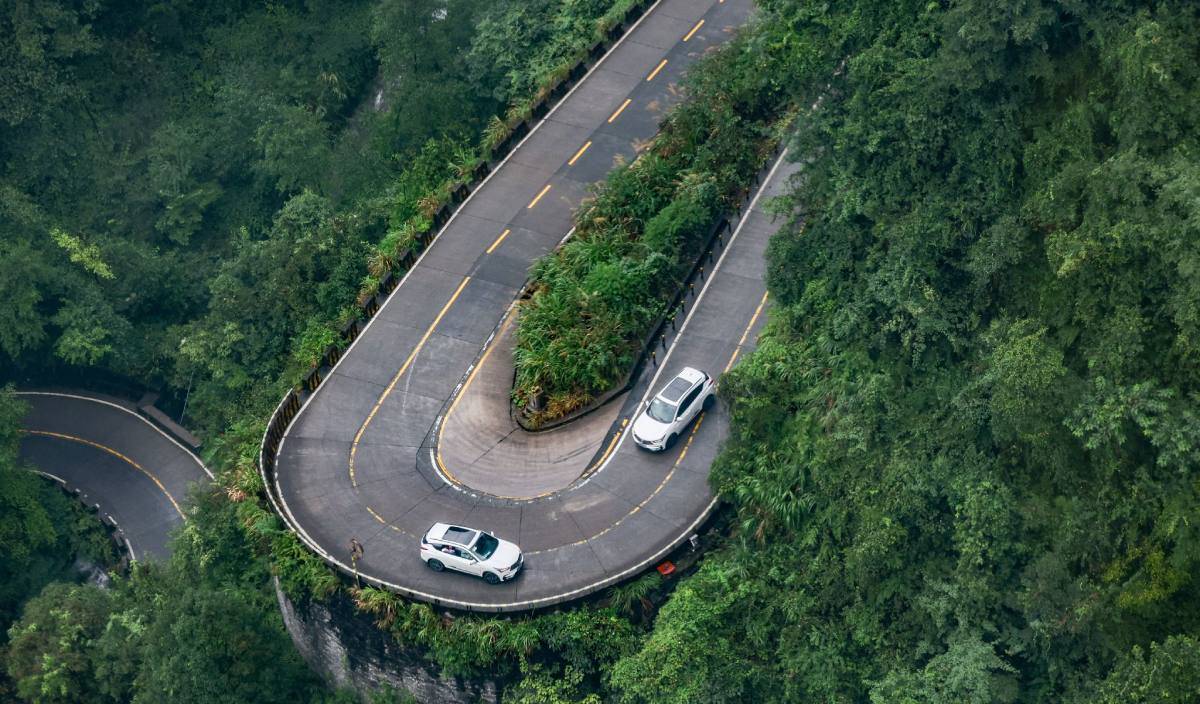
[0,1,651,702]
[0,0,639,438]
[0,391,117,654]
[6,0,1200,702]
[607,0,1200,701]
[1,484,407,704]
[512,34,785,424]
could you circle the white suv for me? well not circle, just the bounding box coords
[420,523,523,584]
[632,366,715,451]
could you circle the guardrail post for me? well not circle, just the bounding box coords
[341,318,360,343]
[305,368,322,392]
[434,204,451,228]
[323,345,341,368]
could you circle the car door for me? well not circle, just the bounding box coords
[458,548,484,577]
[440,546,476,574]
[675,384,703,427]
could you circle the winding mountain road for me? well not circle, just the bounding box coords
[17,392,212,560]
[270,0,799,611]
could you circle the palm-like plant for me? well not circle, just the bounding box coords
[352,587,401,629]
[606,572,663,620]
[482,115,510,152]
[447,142,478,180]
[416,191,443,219]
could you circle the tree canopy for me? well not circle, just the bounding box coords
[4,0,1200,702]
[609,0,1200,701]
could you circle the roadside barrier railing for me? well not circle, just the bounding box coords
[256,0,677,610]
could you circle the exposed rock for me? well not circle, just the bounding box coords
[274,578,500,703]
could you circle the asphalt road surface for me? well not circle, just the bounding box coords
[273,0,800,611]
[17,392,212,560]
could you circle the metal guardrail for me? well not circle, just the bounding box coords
[33,471,136,566]
[257,0,670,610]
[643,141,785,374]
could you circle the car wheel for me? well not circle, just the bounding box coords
[426,559,445,572]
[665,433,678,450]
[702,394,715,411]
[483,572,500,585]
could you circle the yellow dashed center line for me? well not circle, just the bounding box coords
[366,505,388,525]
[486,228,511,254]
[532,292,771,553]
[527,184,552,209]
[568,141,592,165]
[435,294,769,551]
[646,59,668,81]
[683,19,705,41]
[724,291,769,373]
[349,276,471,487]
[607,98,633,123]
[528,412,706,555]
[23,429,185,519]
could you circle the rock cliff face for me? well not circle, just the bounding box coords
[274,579,501,703]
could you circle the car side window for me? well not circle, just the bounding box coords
[677,385,702,416]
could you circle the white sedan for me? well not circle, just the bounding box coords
[419,523,523,584]
[632,366,715,451]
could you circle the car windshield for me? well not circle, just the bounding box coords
[473,533,499,559]
[647,398,676,423]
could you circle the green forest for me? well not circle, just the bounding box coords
[4,0,1200,702]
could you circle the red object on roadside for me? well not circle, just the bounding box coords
[656,561,676,576]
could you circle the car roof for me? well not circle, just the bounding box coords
[659,367,705,402]
[429,523,478,546]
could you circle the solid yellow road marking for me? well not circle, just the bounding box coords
[23,429,185,519]
[486,228,511,254]
[724,292,769,373]
[349,276,471,486]
[590,424,626,472]
[434,311,516,487]
[607,98,632,123]
[646,59,668,81]
[683,19,705,41]
[527,184,552,209]
[568,141,592,165]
